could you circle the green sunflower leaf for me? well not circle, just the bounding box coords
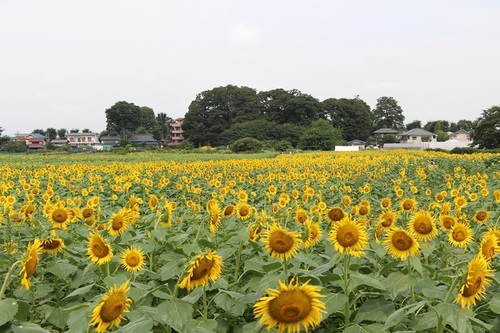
[0,298,18,326]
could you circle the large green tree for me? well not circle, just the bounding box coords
[152,112,173,147]
[105,101,143,136]
[45,128,57,140]
[183,85,260,147]
[471,105,500,149]
[372,96,405,130]
[141,107,157,132]
[258,89,322,125]
[57,128,67,139]
[405,120,422,130]
[323,97,373,141]
[449,119,474,132]
[298,119,343,150]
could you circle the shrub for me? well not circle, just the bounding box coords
[230,137,264,153]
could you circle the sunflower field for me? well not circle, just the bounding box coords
[0,150,499,333]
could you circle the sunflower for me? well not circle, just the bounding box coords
[179,251,223,291]
[120,246,145,273]
[81,206,96,225]
[479,234,500,262]
[484,227,500,247]
[148,194,159,211]
[250,210,268,241]
[236,202,252,220]
[454,254,494,309]
[325,206,346,224]
[379,210,397,228]
[46,203,72,230]
[208,203,222,235]
[294,208,308,225]
[329,217,369,257]
[19,239,42,289]
[253,278,326,333]
[454,196,467,209]
[303,220,323,248]
[261,224,302,261]
[356,204,370,217]
[448,223,474,249]
[399,198,417,213]
[408,210,438,241]
[108,207,138,236]
[40,237,66,254]
[439,214,457,231]
[87,233,113,265]
[473,210,490,225]
[380,197,392,210]
[90,280,132,333]
[237,189,249,202]
[384,227,420,260]
[495,190,500,202]
[342,195,352,207]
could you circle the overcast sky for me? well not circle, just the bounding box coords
[1,1,499,135]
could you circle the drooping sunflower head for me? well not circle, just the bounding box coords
[454,254,494,309]
[408,210,438,241]
[261,224,302,261]
[379,211,397,228]
[439,214,457,231]
[448,222,474,250]
[120,246,145,273]
[208,204,222,235]
[178,251,224,291]
[473,210,490,225]
[294,208,308,225]
[236,202,252,220]
[399,198,417,213]
[383,227,420,260]
[222,205,235,217]
[148,194,159,211]
[40,237,66,254]
[19,238,42,289]
[329,217,369,257]
[253,278,326,333]
[479,234,500,262]
[325,206,346,223]
[108,207,138,236]
[303,220,323,248]
[494,190,500,202]
[87,233,113,265]
[380,197,392,210]
[90,280,132,333]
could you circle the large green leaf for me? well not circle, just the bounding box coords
[63,283,95,300]
[66,304,91,333]
[187,318,218,332]
[324,292,349,315]
[383,300,426,330]
[116,317,154,333]
[11,322,51,333]
[343,323,385,333]
[0,298,18,326]
[350,273,386,291]
[490,293,500,314]
[354,298,394,324]
[159,299,193,332]
[385,271,415,299]
[435,303,473,333]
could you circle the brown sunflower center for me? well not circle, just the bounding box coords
[82,208,93,218]
[25,255,38,278]
[381,216,393,228]
[239,207,249,216]
[381,200,390,208]
[328,209,343,222]
[268,290,312,323]
[461,277,482,297]
[414,219,432,234]
[100,292,127,322]
[452,228,467,242]
[41,239,61,250]
[392,231,413,251]
[442,217,455,229]
[476,212,487,221]
[337,225,359,247]
[52,208,68,223]
[92,238,110,258]
[402,201,413,210]
[297,213,307,224]
[111,215,124,230]
[482,243,496,259]
[125,253,140,267]
[191,257,215,280]
[358,206,369,216]
[224,206,234,216]
[269,231,294,253]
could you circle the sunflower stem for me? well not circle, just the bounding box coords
[202,286,208,320]
[407,258,415,304]
[443,275,460,304]
[171,273,184,302]
[343,252,351,327]
[283,257,288,277]
[0,260,20,301]
[233,242,242,283]
[106,262,111,277]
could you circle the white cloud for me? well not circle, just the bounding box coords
[229,23,262,48]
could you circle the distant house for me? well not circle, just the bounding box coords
[449,129,471,142]
[168,118,185,146]
[130,134,157,146]
[398,128,437,143]
[51,139,69,147]
[25,133,47,149]
[99,136,121,147]
[347,139,366,147]
[65,132,100,147]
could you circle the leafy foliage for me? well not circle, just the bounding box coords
[372,96,405,130]
[230,137,264,153]
[298,119,343,150]
[471,105,500,149]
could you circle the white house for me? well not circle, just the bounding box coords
[65,132,100,147]
[398,128,437,144]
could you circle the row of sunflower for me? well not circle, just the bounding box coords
[0,150,499,332]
